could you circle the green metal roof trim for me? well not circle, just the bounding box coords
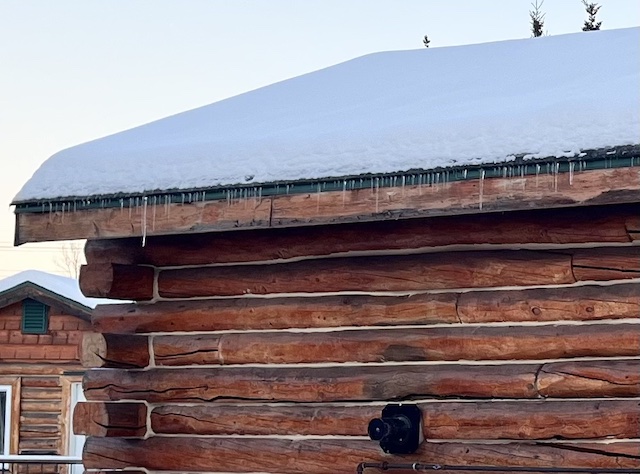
[14,144,640,215]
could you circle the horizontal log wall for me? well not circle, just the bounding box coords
[77,203,640,473]
[84,438,640,472]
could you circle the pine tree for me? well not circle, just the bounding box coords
[423,35,430,48]
[530,0,545,37]
[582,0,602,31]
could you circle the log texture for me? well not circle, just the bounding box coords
[15,196,272,244]
[537,359,640,397]
[82,360,640,403]
[628,214,640,240]
[81,333,150,368]
[83,364,538,402]
[153,323,640,366]
[73,402,147,437]
[572,246,640,281]
[91,293,459,334]
[83,438,640,472]
[84,204,636,266]
[91,282,640,334]
[157,250,574,297]
[270,167,640,227]
[151,399,640,439]
[79,264,154,300]
[456,282,640,323]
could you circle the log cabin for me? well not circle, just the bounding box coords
[10,28,640,473]
[0,270,112,473]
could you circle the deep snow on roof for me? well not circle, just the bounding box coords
[14,27,640,203]
[0,270,117,309]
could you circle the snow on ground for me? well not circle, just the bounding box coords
[14,27,640,203]
[0,270,119,308]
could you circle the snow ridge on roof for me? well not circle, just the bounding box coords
[0,270,117,309]
[14,27,640,203]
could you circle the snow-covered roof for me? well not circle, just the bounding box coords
[0,270,116,309]
[14,27,640,203]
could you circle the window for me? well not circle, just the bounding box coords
[0,385,11,456]
[21,299,49,334]
[69,382,86,474]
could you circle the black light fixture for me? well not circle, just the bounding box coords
[367,403,423,454]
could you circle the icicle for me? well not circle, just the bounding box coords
[479,169,485,210]
[569,161,575,185]
[316,183,321,213]
[152,196,157,231]
[128,198,133,218]
[141,196,148,247]
[535,164,541,187]
[554,162,559,192]
[375,177,380,213]
[342,180,347,207]
[463,169,468,179]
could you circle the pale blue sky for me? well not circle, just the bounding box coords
[1,0,638,277]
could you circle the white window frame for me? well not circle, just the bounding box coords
[68,382,85,474]
[0,384,11,470]
[0,385,11,454]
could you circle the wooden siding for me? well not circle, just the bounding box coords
[75,203,640,473]
[0,302,87,456]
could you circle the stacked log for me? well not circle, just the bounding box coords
[74,203,640,473]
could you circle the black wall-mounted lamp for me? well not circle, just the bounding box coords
[367,403,423,454]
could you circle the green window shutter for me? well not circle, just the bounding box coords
[22,299,49,335]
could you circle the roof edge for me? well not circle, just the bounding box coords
[0,281,93,320]
[12,144,640,214]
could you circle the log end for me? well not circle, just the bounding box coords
[81,332,108,368]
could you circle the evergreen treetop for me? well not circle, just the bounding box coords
[582,0,602,31]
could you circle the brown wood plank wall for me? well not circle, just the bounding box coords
[0,304,88,457]
[76,203,640,473]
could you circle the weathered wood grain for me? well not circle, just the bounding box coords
[83,364,539,402]
[457,282,640,323]
[157,250,574,297]
[153,323,640,366]
[572,246,640,281]
[91,293,459,334]
[82,360,640,403]
[627,214,640,240]
[91,282,640,334]
[83,437,640,472]
[271,167,640,227]
[73,402,147,437]
[81,333,150,369]
[150,399,640,439]
[538,359,640,398]
[15,196,273,244]
[84,204,636,267]
[79,263,154,301]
